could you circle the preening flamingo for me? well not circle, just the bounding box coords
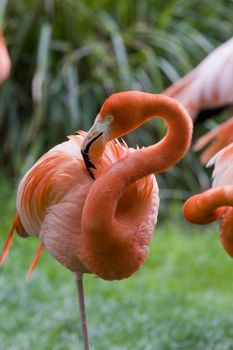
[0,28,11,83]
[0,92,192,349]
[183,142,233,257]
[193,116,233,165]
[163,36,233,121]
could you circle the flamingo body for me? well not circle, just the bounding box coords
[13,92,192,280]
[17,132,158,278]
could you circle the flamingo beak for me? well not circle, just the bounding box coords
[81,114,113,179]
[81,123,105,179]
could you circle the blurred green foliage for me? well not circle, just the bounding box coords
[0,0,233,200]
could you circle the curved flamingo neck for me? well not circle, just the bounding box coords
[183,186,233,224]
[183,186,233,258]
[81,95,192,279]
[86,94,192,220]
[220,207,233,257]
[128,95,193,179]
[99,93,192,177]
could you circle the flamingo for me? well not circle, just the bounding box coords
[0,28,11,83]
[163,36,233,121]
[183,142,233,257]
[193,116,233,165]
[0,92,192,349]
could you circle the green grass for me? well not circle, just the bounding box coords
[1,207,233,350]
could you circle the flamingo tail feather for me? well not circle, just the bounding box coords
[0,215,18,266]
[25,242,44,282]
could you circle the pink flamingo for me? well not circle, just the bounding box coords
[0,28,11,83]
[1,92,192,349]
[183,142,233,257]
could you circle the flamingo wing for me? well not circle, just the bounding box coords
[208,143,233,187]
[193,116,233,164]
[16,133,89,236]
[163,37,233,120]
[38,138,158,275]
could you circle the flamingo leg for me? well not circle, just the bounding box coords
[73,272,89,350]
[25,242,44,282]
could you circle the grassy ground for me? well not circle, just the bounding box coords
[1,197,233,350]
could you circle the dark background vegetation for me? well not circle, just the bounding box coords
[0,0,233,204]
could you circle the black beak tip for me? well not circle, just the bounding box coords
[81,149,96,180]
[81,132,103,180]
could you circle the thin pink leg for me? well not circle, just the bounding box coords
[73,272,89,350]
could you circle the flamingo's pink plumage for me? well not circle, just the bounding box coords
[1,92,192,349]
[0,29,11,83]
[193,116,233,165]
[183,143,233,256]
[164,37,233,120]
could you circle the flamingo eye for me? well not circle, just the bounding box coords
[105,115,114,123]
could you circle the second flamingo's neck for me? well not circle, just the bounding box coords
[183,186,233,224]
[183,186,233,258]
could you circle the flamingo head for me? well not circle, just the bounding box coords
[81,92,145,178]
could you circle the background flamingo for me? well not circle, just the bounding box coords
[163,36,233,122]
[193,116,233,165]
[183,142,233,257]
[0,92,192,349]
[0,28,11,83]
